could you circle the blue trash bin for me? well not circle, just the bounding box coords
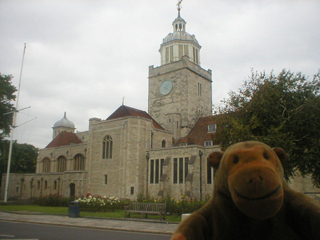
[68,201,80,218]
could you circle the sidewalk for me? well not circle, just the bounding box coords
[0,211,178,235]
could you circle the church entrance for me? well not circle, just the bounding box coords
[69,183,75,200]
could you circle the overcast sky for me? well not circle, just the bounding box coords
[1,0,319,149]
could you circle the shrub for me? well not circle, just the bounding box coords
[34,194,70,207]
[165,195,206,215]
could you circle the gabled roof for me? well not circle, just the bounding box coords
[45,131,82,148]
[107,105,164,130]
[175,136,195,145]
[175,115,219,146]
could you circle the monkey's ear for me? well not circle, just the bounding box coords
[207,151,224,170]
[272,147,287,165]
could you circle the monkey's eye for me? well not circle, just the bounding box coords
[233,156,239,164]
[263,152,270,160]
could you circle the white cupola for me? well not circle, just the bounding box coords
[52,112,75,139]
[159,5,201,66]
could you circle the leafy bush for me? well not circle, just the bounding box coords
[34,194,70,207]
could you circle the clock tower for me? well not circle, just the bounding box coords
[148,6,212,142]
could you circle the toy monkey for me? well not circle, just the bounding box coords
[171,141,320,240]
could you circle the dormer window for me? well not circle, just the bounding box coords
[208,124,216,133]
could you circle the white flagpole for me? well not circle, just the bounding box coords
[4,43,26,202]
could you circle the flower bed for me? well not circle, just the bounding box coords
[34,193,208,215]
[75,194,124,212]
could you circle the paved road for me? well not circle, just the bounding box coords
[0,220,171,240]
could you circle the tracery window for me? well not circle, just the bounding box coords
[42,157,51,173]
[74,154,85,170]
[102,135,113,159]
[57,156,67,172]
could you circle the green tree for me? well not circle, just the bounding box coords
[0,74,17,141]
[215,69,320,186]
[0,140,38,180]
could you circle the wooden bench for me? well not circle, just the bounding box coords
[124,202,166,220]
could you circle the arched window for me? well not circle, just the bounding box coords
[42,157,51,173]
[102,135,113,159]
[57,156,67,172]
[162,140,166,148]
[74,154,85,170]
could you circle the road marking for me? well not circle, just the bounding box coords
[0,235,14,238]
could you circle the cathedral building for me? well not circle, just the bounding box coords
[1,7,319,201]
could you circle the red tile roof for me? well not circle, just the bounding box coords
[107,105,164,130]
[45,131,82,148]
[175,115,219,146]
[175,136,195,145]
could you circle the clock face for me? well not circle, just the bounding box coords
[159,80,173,96]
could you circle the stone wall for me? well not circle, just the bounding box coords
[147,145,219,200]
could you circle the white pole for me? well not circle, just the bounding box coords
[4,43,26,202]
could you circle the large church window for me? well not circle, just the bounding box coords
[149,158,164,184]
[57,156,67,172]
[173,157,189,184]
[74,154,85,170]
[102,135,113,159]
[42,157,51,173]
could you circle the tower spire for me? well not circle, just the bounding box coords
[177,0,183,17]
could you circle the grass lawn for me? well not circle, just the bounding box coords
[0,204,181,222]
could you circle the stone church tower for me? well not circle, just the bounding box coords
[148,7,212,142]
